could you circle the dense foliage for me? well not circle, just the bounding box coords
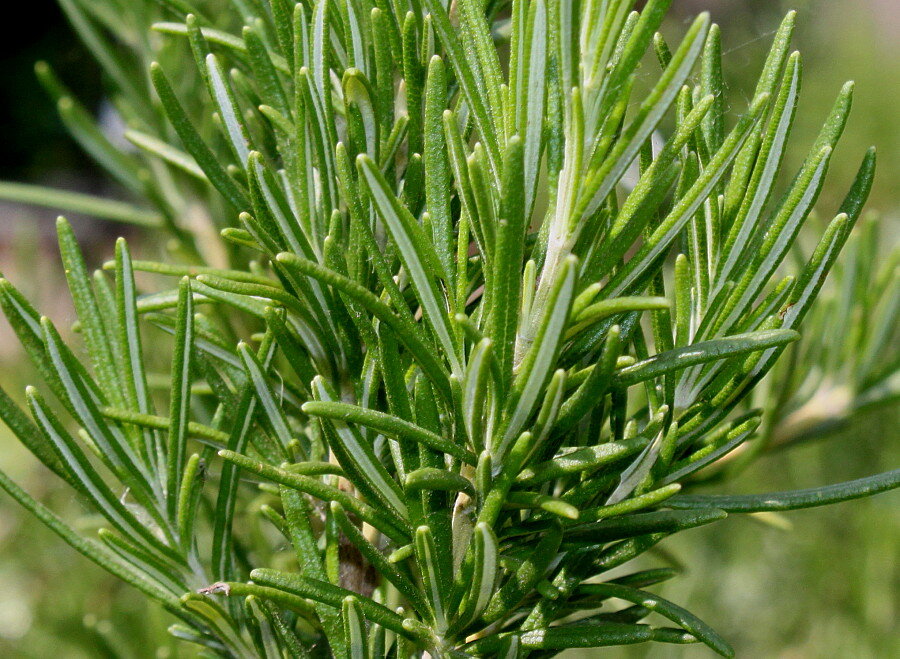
[0,0,897,656]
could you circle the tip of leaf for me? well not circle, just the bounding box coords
[554,502,580,520]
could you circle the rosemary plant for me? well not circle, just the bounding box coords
[0,0,897,656]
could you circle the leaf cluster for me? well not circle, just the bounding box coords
[0,1,896,657]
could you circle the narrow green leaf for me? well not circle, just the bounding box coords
[405,468,474,496]
[466,624,697,653]
[40,318,158,502]
[663,414,760,484]
[700,24,725,154]
[553,324,623,436]
[210,334,275,580]
[219,449,408,544]
[343,596,369,659]
[517,438,649,487]
[569,297,669,339]
[489,136,527,389]
[280,487,346,654]
[0,182,162,227]
[564,509,727,545]
[671,469,900,512]
[577,583,732,656]
[250,569,419,641]
[501,255,578,454]
[422,0,501,181]
[483,522,562,624]
[114,241,155,425]
[0,385,71,484]
[152,22,290,72]
[462,337,494,453]
[357,154,459,373]
[166,278,193,519]
[57,218,124,406]
[150,62,249,210]
[456,0,504,133]
[238,342,295,458]
[614,330,799,388]
[415,525,447,630]
[310,377,407,519]
[424,55,454,277]
[506,491,580,520]
[302,401,474,464]
[206,53,251,164]
[519,0,548,216]
[455,522,498,628]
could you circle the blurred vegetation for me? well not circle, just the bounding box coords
[0,0,896,656]
[0,0,102,180]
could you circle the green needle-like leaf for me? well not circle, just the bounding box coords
[151,62,249,211]
[166,278,193,519]
[671,469,900,512]
[576,582,733,656]
[250,569,420,641]
[615,330,800,388]
[302,400,475,464]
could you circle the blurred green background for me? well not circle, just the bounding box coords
[0,1,896,657]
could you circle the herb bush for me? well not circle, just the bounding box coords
[0,0,897,656]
